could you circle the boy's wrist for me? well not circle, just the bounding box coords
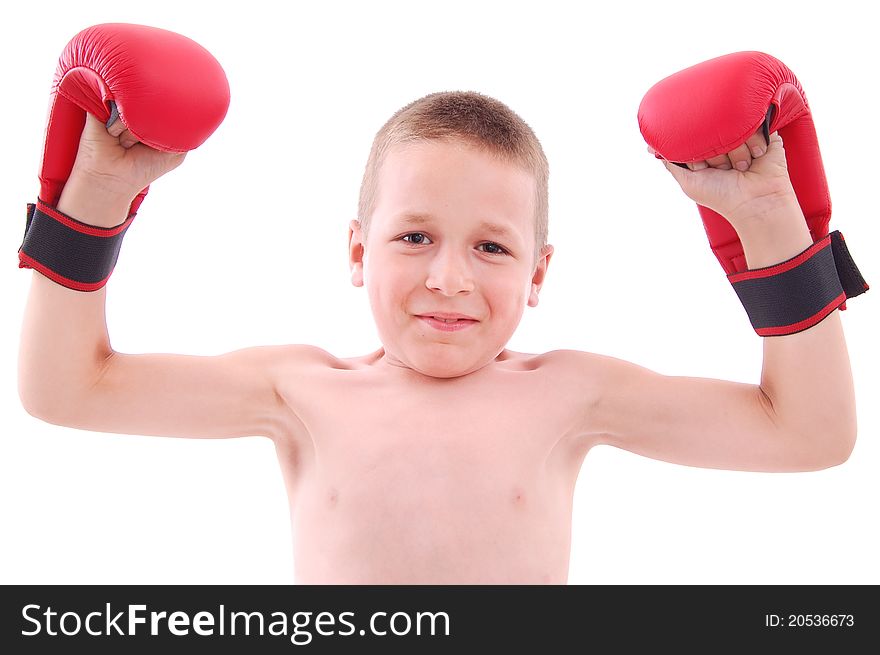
[56,173,134,229]
[734,201,814,270]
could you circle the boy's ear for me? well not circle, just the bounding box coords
[527,244,554,308]
[348,219,365,287]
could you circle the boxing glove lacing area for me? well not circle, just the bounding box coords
[728,231,868,336]
[19,200,134,292]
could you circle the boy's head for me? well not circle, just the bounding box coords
[349,91,553,379]
[356,91,549,262]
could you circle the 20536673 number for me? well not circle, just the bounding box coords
[765,614,855,628]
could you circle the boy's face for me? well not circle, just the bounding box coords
[349,139,552,379]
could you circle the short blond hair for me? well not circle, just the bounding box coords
[357,91,549,262]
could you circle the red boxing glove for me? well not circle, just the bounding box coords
[638,51,829,275]
[19,23,230,290]
[638,52,867,335]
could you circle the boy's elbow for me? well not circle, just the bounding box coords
[827,428,857,468]
[826,411,858,467]
[19,382,86,428]
[784,406,857,471]
[18,369,62,424]
[19,352,114,427]
[20,395,51,425]
[802,427,856,471]
[19,388,65,426]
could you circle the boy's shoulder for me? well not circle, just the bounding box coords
[262,344,396,381]
[505,348,610,375]
[262,343,353,371]
[501,348,633,408]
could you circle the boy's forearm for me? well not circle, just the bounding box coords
[18,183,129,419]
[735,203,857,454]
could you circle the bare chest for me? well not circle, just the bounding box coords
[285,364,584,488]
[272,363,592,582]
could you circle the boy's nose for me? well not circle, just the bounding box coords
[425,249,475,296]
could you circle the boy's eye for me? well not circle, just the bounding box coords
[399,234,508,255]
[401,233,432,245]
[479,242,508,255]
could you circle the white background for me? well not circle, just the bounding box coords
[1,0,877,585]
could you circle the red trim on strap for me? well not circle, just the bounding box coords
[18,251,112,292]
[754,291,846,336]
[728,234,833,283]
[36,199,134,237]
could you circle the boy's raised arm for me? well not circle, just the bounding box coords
[585,121,862,473]
[587,194,856,472]
[18,25,304,443]
[18,119,293,441]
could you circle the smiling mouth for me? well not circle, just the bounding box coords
[416,315,478,332]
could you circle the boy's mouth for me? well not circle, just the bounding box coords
[416,313,479,332]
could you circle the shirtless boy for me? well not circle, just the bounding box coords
[19,89,858,584]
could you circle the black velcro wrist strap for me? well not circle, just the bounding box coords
[18,200,134,292]
[728,231,869,336]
